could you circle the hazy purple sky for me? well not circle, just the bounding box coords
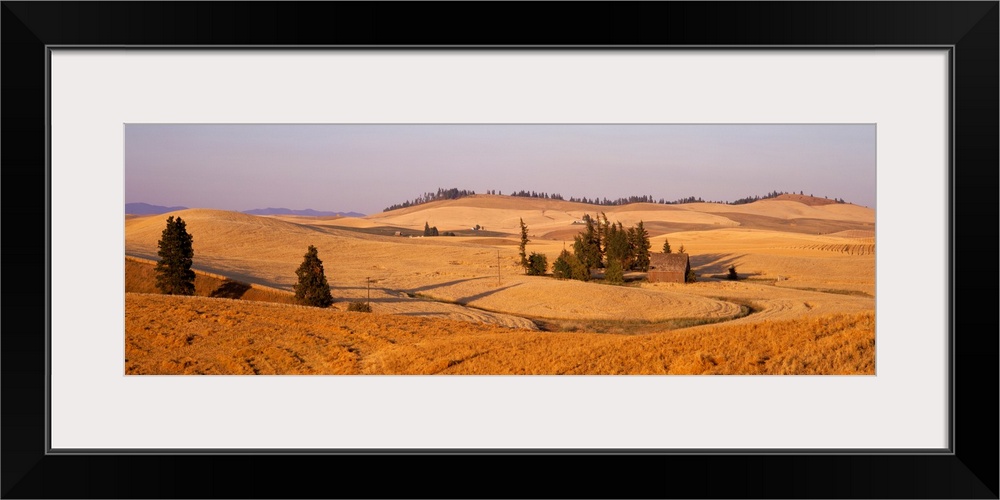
[125,124,876,215]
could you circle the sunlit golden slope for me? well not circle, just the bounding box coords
[125,194,876,375]
[365,194,874,234]
[126,194,875,326]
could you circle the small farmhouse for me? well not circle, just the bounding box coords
[647,253,691,283]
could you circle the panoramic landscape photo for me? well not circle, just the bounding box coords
[124,124,876,375]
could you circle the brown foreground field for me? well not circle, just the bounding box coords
[125,194,876,375]
[126,293,874,375]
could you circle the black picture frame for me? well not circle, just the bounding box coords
[3,2,996,498]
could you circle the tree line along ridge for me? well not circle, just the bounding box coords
[382,187,850,212]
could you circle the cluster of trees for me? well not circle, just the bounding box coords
[572,194,669,205]
[509,190,565,200]
[729,190,791,205]
[553,213,651,285]
[153,216,340,309]
[730,190,848,205]
[423,222,456,236]
[499,189,852,206]
[383,188,476,212]
[507,191,680,206]
[517,214,651,284]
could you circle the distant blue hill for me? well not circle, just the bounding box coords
[242,208,366,217]
[125,202,189,215]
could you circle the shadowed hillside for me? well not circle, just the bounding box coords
[126,256,297,304]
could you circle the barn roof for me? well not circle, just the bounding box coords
[649,252,689,272]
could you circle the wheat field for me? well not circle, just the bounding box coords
[125,293,873,375]
[125,194,876,375]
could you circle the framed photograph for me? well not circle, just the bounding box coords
[3,2,996,498]
[120,121,878,378]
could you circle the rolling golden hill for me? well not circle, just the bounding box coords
[124,195,875,374]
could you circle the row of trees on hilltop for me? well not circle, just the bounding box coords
[729,190,846,205]
[383,188,476,212]
[509,190,565,200]
[508,190,690,206]
[152,216,343,309]
[383,187,850,213]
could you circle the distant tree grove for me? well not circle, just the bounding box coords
[384,188,476,212]
[382,187,850,213]
[566,213,651,284]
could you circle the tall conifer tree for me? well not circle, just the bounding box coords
[519,218,530,272]
[631,221,652,272]
[154,216,196,295]
[294,245,334,308]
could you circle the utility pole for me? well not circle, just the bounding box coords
[366,276,371,308]
[497,250,501,286]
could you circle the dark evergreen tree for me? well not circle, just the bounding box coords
[424,222,432,237]
[527,252,548,276]
[603,222,630,281]
[552,249,574,279]
[604,258,625,285]
[519,218,530,272]
[573,214,602,276]
[662,238,672,254]
[625,226,638,270]
[597,212,610,266]
[728,265,739,281]
[154,216,196,295]
[553,249,590,281]
[630,221,652,272]
[294,245,334,308]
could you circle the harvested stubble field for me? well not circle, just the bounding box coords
[125,293,873,375]
[125,194,875,375]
